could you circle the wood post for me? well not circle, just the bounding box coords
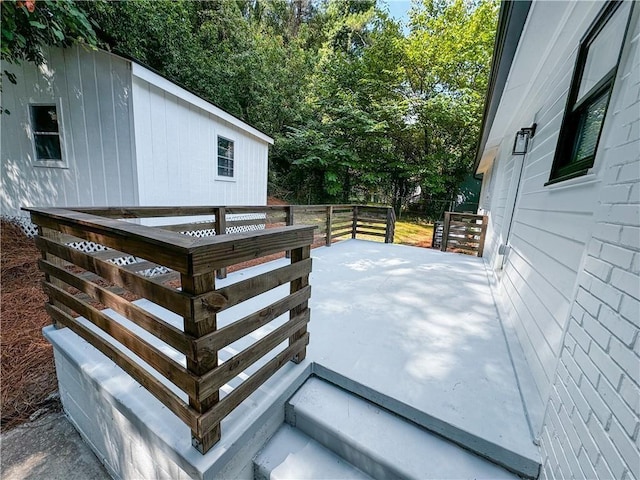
[285,206,294,258]
[289,245,310,363]
[214,207,227,279]
[478,215,488,257]
[385,207,395,243]
[441,212,451,252]
[181,271,220,454]
[39,227,73,323]
[325,206,333,246]
[351,206,358,239]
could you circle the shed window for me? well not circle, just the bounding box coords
[30,105,63,161]
[217,137,234,177]
[547,1,632,184]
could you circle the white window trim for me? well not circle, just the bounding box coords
[215,135,236,182]
[29,99,68,169]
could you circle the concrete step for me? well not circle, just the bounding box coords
[285,377,522,480]
[253,423,372,480]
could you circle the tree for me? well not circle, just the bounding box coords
[3,0,498,214]
[404,0,498,214]
[1,0,98,108]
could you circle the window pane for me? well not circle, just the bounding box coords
[34,134,62,160]
[218,158,232,169]
[577,3,629,102]
[218,138,233,159]
[218,166,233,177]
[31,105,59,133]
[573,91,608,163]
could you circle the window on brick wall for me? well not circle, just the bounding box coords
[547,1,633,185]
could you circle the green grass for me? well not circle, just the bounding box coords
[394,219,434,248]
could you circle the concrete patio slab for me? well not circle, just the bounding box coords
[42,239,540,479]
[307,240,540,475]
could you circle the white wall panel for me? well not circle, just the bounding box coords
[1,46,137,217]
[132,76,269,207]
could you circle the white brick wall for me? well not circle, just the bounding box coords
[538,9,640,479]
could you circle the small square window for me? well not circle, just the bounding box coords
[217,137,234,177]
[548,1,632,184]
[30,105,63,162]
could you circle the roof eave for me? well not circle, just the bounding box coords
[473,0,532,178]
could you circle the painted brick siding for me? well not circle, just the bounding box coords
[538,12,640,480]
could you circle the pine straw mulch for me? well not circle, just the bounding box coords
[1,220,60,432]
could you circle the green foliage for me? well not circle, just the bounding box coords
[1,0,98,113]
[1,0,97,72]
[2,0,498,213]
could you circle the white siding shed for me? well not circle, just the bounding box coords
[1,46,273,219]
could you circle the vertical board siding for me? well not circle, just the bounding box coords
[131,76,269,207]
[0,46,137,217]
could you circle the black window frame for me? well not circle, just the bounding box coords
[547,1,633,185]
[30,103,64,163]
[217,136,234,178]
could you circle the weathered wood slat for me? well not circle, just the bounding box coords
[45,304,197,430]
[194,258,312,318]
[39,259,193,357]
[122,260,160,272]
[198,309,310,400]
[70,206,218,218]
[198,333,309,433]
[36,236,190,317]
[448,221,481,228]
[225,206,288,214]
[355,223,387,231]
[331,230,352,240]
[331,219,352,227]
[190,226,316,274]
[43,283,198,397]
[447,240,481,249]
[147,271,181,285]
[358,215,387,224]
[28,208,193,273]
[291,206,327,214]
[193,286,311,359]
[355,230,386,237]
[88,249,130,262]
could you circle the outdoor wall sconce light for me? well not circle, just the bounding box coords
[512,123,537,155]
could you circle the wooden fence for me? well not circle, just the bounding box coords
[26,204,393,454]
[440,212,488,257]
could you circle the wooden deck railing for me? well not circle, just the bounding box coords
[72,204,395,247]
[26,206,317,454]
[440,212,488,257]
[26,204,393,454]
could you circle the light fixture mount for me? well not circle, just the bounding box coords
[512,123,537,155]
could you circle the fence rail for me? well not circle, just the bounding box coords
[26,203,394,454]
[440,212,488,257]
